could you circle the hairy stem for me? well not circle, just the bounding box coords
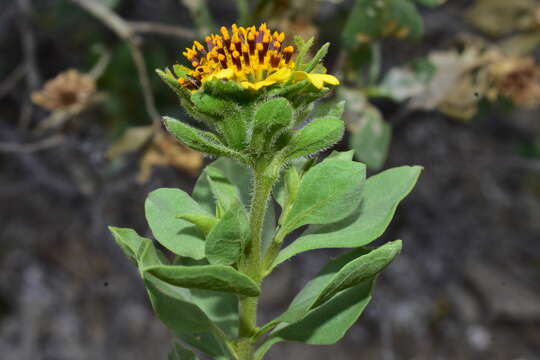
[237,158,280,360]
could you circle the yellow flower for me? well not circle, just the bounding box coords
[176,24,341,92]
[177,24,296,91]
[241,68,292,90]
[292,71,340,89]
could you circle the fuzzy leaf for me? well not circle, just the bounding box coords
[205,199,249,265]
[173,64,190,79]
[256,280,374,357]
[270,241,401,328]
[145,188,208,260]
[251,97,293,154]
[274,247,371,324]
[272,166,422,269]
[144,274,233,358]
[273,281,373,343]
[303,43,330,73]
[164,117,248,162]
[284,116,345,160]
[215,107,250,150]
[193,158,250,213]
[313,240,402,307]
[205,166,243,212]
[144,264,260,296]
[279,159,365,234]
[328,149,355,161]
[191,92,237,117]
[156,69,191,99]
[294,36,315,70]
[192,158,276,253]
[190,289,239,339]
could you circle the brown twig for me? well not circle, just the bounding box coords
[0,134,64,153]
[129,21,196,39]
[17,0,40,130]
[88,47,112,80]
[68,0,162,132]
[0,65,25,99]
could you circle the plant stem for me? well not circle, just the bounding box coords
[237,159,279,360]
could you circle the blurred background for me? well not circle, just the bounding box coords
[1,0,540,359]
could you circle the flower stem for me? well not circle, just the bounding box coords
[237,158,280,360]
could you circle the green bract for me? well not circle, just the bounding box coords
[109,37,422,360]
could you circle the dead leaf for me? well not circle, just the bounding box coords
[465,0,540,37]
[489,57,540,107]
[106,126,154,160]
[32,69,96,112]
[500,32,540,57]
[137,133,203,183]
[406,44,502,120]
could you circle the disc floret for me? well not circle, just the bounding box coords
[177,24,337,92]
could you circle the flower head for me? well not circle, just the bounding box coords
[177,24,338,92]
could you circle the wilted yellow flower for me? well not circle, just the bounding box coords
[177,23,338,92]
[32,69,96,111]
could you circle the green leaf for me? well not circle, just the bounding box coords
[215,107,250,150]
[176,213,218,236]
[284,116,345,160]
[205,199,249,265]
[275,247,371,324]
[272,158,310,208]
[108,226,146,263]
[173,64,190,79]
[294,36,315,70]
[349,105,392,170]
[303,43,330,73]
[156,69,191,100]
[144,274,233,358]
[204,78,251,100]
[251,97,293,154]
[169,340,199,360]
[190,289,239,339]
[145,188,208,260]
[144,264,260,296]
[138,237,168,268]
[272,166,422,269]
[205,166,243,211]
[414,0,446,7]
[386,0,424,39]
[192,158,277,255]
[342,0,423,47]
[256,280,374,357]
[275,281,373,343]
[193,157,251,211]
[313,240,402,307]
[108,226,169,269]
[164,117,248,162]
[312,100,346,120]
[328,149,355,161]
[191,91,238,117]
[280,159,365,234]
